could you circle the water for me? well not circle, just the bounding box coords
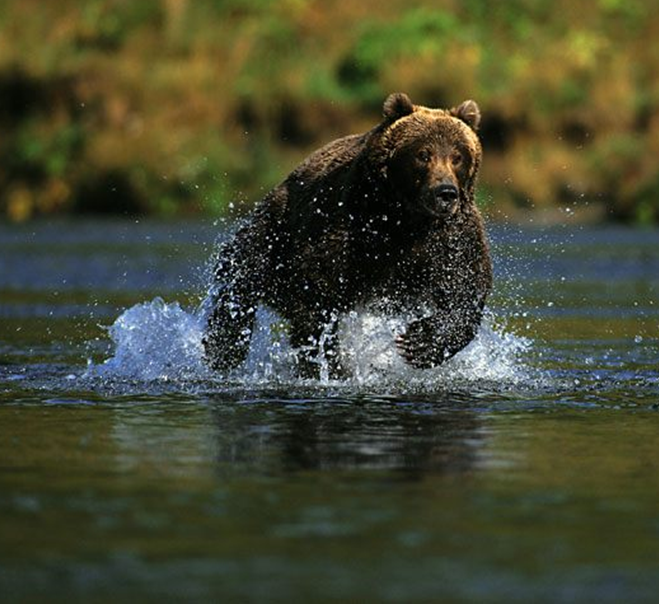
[1,218,658,602]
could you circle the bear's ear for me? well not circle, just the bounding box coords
[451,99,481,131]
[382,93,415,122]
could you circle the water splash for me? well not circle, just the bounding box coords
[338,310,532,392]
[87,297,209,382]
[86,297,534,394]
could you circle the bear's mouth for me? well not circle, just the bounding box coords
[419,192,460,219]
[424,202,458,218]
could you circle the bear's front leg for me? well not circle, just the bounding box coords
[289,313,345,380]
[203,289,257,374]
[395,311,481,369]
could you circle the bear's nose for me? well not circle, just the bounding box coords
[436,184,459,204]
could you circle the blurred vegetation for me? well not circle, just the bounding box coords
[1,0,659,223]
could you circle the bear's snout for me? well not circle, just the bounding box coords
[424,183,459,217]
[435,183,459,205]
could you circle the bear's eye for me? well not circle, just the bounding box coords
[417,149,432,163]
[451,151,463,167]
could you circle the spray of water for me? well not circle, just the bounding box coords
[86,297,210,382]
[86,296,534,394]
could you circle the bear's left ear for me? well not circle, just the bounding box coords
[451,100,481,131]
[383,93,415,122]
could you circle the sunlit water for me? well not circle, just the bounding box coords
[1,218,658,602]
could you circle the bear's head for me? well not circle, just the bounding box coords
[373,92,482,222]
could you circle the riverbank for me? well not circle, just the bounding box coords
[1,1,658,224]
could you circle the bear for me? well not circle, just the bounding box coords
[203,92,492,378]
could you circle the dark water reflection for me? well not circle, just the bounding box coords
[4,392,659,602]
[1,219,659,601]
[210,396,484,477]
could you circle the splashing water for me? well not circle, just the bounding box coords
[339,310,532,391]
[87,298,209,382]
[86,296,533,393]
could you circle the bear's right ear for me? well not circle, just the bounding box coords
[382,93,415,122]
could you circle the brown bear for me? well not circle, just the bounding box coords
[203,92,492,378]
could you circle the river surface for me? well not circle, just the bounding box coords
[1,218,658,602]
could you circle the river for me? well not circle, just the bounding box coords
[1,218,658,601]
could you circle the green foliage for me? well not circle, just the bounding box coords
[78,0,164,49]
[1,0,659,222]
[13,122,84,178]
[632,178,659,225]
[338,9,462,105]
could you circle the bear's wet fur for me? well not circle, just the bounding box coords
[203,92,492,378]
